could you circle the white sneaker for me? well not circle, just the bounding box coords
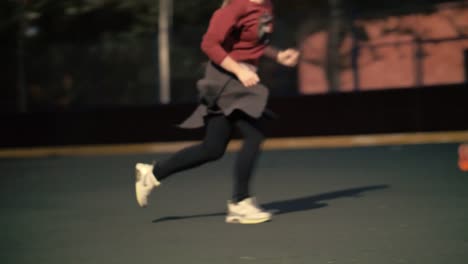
[226,197,272,224]
[135,163,160,208]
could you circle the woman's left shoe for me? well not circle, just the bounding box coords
[226,197,272,224]
[135,163,161,208]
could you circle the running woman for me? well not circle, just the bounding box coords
[135,0,299,224]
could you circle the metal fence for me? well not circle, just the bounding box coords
[17,36,158,111]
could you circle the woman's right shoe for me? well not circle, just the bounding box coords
[135,163,160,208]
[226,197,272,224]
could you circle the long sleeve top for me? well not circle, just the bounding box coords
[201,0,278,66]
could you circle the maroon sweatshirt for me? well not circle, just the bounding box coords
[201,0,278,66]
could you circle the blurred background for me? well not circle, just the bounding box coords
[1,0,467,113]
[2,2,468,263]
[0,0,467,148]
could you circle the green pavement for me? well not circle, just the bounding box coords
[1,143,467,264]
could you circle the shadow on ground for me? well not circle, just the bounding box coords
[152,184,390,224]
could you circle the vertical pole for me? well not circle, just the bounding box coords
[17,1,27,112]
[463,49,467,84]
[414,37,424,87]
[351,39,360,91]
[350,9,360,91]
[158,0,172,104]
[327,0,342,93]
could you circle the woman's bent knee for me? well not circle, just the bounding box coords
[202,145,226,161]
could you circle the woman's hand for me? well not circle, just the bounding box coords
[220,56,260,87]
[277,48,300,67]
[235,67,260,87]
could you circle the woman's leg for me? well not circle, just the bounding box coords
[154,114,232,181]
[232,116,265,202]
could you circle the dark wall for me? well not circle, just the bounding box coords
[0,42,17,113]
[1,83,467,149]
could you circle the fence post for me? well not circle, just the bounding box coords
[414,37,424,87]
[464,49,468,84]
[17,1,27,113]
[350,11,360,92]
[158,0,172,104]
[327,0,343,93]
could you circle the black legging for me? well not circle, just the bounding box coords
[154,112,265,202]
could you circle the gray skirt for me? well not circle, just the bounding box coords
[179,62,270,129]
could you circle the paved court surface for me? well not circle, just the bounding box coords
[1,143,467,264]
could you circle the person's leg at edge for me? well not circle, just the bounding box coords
[232,117,265,203]
[226,113,272,224]
[154,114,232,181]
[135,114,232,207]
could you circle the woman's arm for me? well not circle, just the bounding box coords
[201,0,260,87]
[264,46,300,67]
[200,0,245,66]
[277,48,300,67]
[263,46,280,61]
[220,56,260,87]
